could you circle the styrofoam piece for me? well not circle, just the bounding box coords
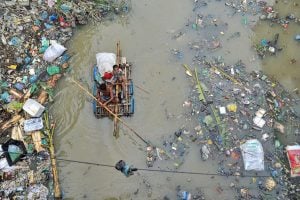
[23,98,45,117]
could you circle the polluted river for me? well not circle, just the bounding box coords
[50,0,300,199]
[1,0,299,199]
[49,0,300,199]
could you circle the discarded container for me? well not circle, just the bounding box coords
[23,117,44,132]
[295,35,300,41]
[286,145,300,177]
[23,98,45,117]
[240,139,264,171]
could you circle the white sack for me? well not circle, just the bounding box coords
[43,42,67,62]
[96,53,116,76]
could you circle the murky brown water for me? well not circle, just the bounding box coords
[253,0,300,92]
[50,0,298,199]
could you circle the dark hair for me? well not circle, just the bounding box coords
[115,160,126,170]
[99,83,106,90]
[113,65,118,70]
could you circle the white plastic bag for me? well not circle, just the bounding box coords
[240,139,264,171]
[47,0,55,7]
[96,53,116,76]
[43,42,67,62]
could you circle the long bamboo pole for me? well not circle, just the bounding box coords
[44,112,62,199]
[70,78,149,145]
[113,41,121,138]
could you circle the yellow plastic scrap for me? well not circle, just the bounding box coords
[207,139,213,145]
[7,65,17,70]
[227,103,237,112]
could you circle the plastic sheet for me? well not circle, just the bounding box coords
[43,43,67,62]
[96,53,116,77]
[240,139,264,171]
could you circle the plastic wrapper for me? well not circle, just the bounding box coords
[240,139,264,171]
[286,145,300,177]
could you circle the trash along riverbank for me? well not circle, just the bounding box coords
[0,0,300,200]
[0,0,129,199]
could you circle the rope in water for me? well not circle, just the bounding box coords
[55,157,271,178]
[0,150,273,177]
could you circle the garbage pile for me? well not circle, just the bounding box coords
[0,0,130,199]
[255,2,300,58]
[181,57,300,199]
[255,33,282,58]
[161,129,190,169]
[144,129,190,170]
[162,1,300,198]
[259,3,300,28]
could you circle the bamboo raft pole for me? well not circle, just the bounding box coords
[70,78,149,145]
[44,112,62,199]
[113,41,121,138]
